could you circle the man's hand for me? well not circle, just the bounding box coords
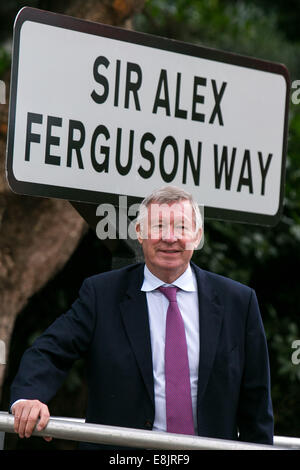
[12,399,52,441]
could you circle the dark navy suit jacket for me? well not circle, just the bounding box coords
[10,262,273,446]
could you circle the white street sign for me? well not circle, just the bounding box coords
[6,7,290,225]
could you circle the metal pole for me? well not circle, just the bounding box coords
[273,435,300,449]
[0,412,287,450]
[53,416,300,449]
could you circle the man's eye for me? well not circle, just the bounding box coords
[176,225,193,234]
[151,224,163,231]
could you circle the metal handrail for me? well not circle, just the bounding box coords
[52,416,300,449]
[0,412,295,450]
[273,435,300,449]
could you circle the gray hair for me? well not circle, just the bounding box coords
[136,185,203,231]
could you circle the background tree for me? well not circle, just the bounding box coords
[0,0,145,450]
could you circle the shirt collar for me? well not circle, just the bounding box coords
[141,264,197,292]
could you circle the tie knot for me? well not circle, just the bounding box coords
[158,286,178,302]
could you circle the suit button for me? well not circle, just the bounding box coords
[145,420,152,429]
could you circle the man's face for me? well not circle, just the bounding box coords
[136,200,202,282]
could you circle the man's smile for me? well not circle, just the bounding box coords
[158,248,183,253]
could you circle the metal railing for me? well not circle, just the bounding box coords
[273,435,300,449]
[0,412,298,450]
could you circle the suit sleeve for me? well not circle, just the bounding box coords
[237,289,274,444]
[9,278,97,408]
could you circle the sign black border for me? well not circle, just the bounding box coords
[6,6,291,226]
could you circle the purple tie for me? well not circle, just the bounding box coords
[159,286,195,435]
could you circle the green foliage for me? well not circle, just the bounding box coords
[135,0,300,436]
[135,0,300,76]
[0,47,10,77]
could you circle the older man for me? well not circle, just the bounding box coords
[10,185,273,447]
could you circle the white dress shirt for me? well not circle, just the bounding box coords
[141,264,200,433]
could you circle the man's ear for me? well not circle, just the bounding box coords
[186,228,203,250]
[195,228,203,248]
[135,222,143,245]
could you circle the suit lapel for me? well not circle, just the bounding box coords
[119,264,154,407]
[192,263,224,403]
[119,262,223,412]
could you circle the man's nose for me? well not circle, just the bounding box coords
[162,226,178,242]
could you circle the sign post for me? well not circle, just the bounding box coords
[6,7,290,226]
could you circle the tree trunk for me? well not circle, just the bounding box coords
[0,0,145,399]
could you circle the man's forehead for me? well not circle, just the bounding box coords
[147,200,194,218]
